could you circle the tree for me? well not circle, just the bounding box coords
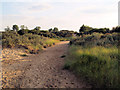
[48,28,53,32]
[111,26,120,33]
[79,24,85,33]
[79,24,92,33]
[12,25,19,32]
[53,27,59,32]
[25,26,28,29]
[18,29,28,35]
[20,25,25,30]
[34,26,41,31]
[5,26,10,31]
[33,26,41,34]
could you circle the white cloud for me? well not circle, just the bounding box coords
[28,3,52,11]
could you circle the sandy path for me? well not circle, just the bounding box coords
[2,41,91,88]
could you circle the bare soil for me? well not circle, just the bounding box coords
[2,41,91,88]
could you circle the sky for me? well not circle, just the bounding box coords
[0,0,119,31]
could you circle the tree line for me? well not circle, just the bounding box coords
[78,24,120,36]
[4,24,119,38]
[4,25,76,38]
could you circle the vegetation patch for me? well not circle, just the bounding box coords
[2,25,77,54]
[65,45,119,88]
[65,30,119,88]
[20,54,28,57]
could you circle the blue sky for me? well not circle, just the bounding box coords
[0,0,119,31]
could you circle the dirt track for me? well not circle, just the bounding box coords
[2,41,91,88]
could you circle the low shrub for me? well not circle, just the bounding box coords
[2,31,60,54]
[70,33,119,47]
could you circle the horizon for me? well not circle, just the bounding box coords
[0,0,118,32]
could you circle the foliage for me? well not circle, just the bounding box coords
[54,30,75,38]
[64,45,119,88]
[18,29,29,35]
[3,25,75,54]
[5,26,11,31]
[79,24,111,35]
[48,28,53,32]
[79,24,92,33]
[53,27,59,32]
[2,31,59,54]
[65,32,120,88]
[111,26,120,33]
[34,26,41,31]
[12,25,19,32]
[70,33,120,47]
[20,25,27,30]
[43,38,60,47]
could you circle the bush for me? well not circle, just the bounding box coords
[2,31,60,54]
[70,33,120,47]
[18,29,28,35]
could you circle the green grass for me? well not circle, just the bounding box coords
[64,45,119,88]
[44,38,60,45]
